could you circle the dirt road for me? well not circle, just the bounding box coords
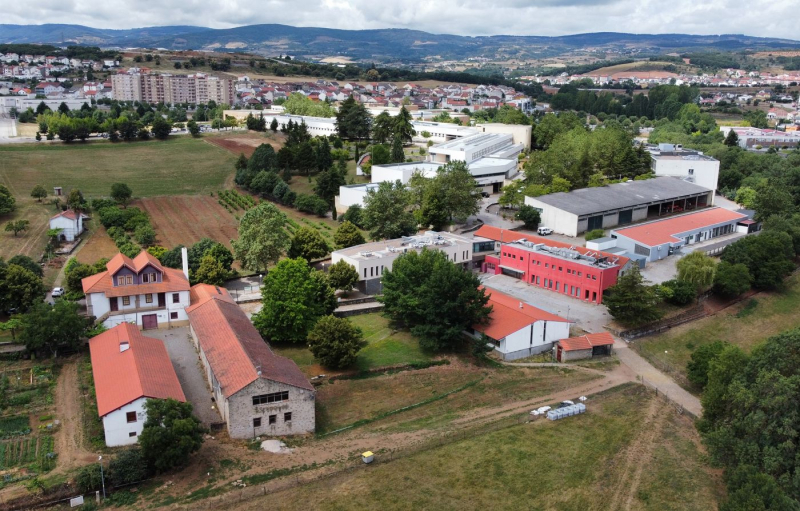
[54,360,98,471]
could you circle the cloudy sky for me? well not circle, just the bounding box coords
[4,0,799,40]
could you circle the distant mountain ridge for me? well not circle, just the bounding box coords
[2,23,799,63]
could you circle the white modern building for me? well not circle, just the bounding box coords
[647,144,720,193]
[469,287,572,361]
[89,323,186,447]
[720,126,800,149]
[49,210,86,242]
[331,231,473,294]
[82,250,191,329]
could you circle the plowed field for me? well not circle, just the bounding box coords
[134,195,239,249]
[206,133,284,158]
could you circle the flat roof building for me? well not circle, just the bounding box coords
[720,126,800,149]
[525,177,714,237]
[331,231,473,294]
[610,207,749,262]
[647,144,720,193]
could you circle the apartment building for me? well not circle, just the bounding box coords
[111,72,236,105]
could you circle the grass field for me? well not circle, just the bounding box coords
[587,61,688,77]
[254,385,723,511]
[0,136,235,200]
[634,272,800,387]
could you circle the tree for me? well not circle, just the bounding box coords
[232,203,291,272]
[603,267,662,326]
[333,221,366,249]
[340,204,364,229]
[735,186,757,209]
[270,118,279,132]
[192,255,229,286]
[393,106,415,144]
[138,399,204,474]
[134,224,156,246]
[315,137,334,173]
[9,255,42,277]
[372,111,393,144]
[30,185,47,202]
[424,160,481,223]
[380,249,491,352]
[1,263,44,313]
[390,135,404,163]
[187,120,200,136]
[752,182,795,222]
[660,278,696,305]
[0,318,22,341]
[362,181,415,240]
[371,144,391,166]
[676,251,716,292]
[150,115,172,140]
[108,448,150,487]
[314,166,346,218]
[250,171,280,197]
[111,183,133,207]
[0,185,16,216]
[253,258,335,343]
[19,300,91,357]
[686,341,727,389]
[66,189,87,213]
[295,141,316,176]
[713,261,752,298]
[515,205,540,229]
[327,259,359,293]
[5,220,29,237]
[721,231,794,290]
[307,315,366,368]
[724,129,740,147]
[288,226,330,262]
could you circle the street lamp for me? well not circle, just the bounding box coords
[98,456,106,499]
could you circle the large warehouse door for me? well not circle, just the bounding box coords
[618,209,633,225]
[588,215,603,231]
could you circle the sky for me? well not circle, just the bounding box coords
[3,0,799,40]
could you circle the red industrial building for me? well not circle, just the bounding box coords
[475,226,629,304]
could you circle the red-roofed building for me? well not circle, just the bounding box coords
[475,225,629,304]
[556,332,615,362]
[470,287,571,360]
[186,284,315,438]
[82,249,191,330]
[49,209,87,241]
[89,323,185,446]
[610,207,749,262]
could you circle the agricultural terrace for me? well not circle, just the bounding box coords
[227,385,724,511]
[633,272,800,391]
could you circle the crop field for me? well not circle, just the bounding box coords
[0,136,235,200]
[206,132,285,158]
[252,385,723,511]
[134,195,240,250]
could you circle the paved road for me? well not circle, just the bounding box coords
[146,327,222,425]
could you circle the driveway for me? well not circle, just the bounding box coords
[145,327,222,425]
[480,273,611,333]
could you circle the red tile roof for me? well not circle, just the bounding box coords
[186,285,313,397]
[558,332,615,352]
[50,209,80,221]
[473,287,569,340]
[82,250,188,297]
[475,225,630,268]
[89,323,185,417]
[612,208,747,247]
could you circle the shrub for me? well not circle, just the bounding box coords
[584,229,605,241]
[661,279,696,306]
[294,194,329,216]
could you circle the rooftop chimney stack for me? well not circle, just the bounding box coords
[181,247,189,280]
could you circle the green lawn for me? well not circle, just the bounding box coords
[634,272,800,388]
[258,385,723,511]
[0,136,235,200]
[273,313,433,374]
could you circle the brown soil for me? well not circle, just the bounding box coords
[134,195,240,250]
[206,134,284,159]
[53,360,99,471]
[76,226,120,264]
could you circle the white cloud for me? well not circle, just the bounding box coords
[2,0,799,40]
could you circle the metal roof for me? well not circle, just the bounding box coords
[529,177,711,217]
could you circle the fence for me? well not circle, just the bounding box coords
[640,376,697,419]
[620,303,707,341]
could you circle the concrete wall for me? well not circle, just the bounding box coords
[559,348,592,362]
[652,158,719,193]
[102,397,146,447]
[500,320,571,355]
[226,379,315,439]
[477,123,532,150]
[49,216,82,242]
[525,197,580,237]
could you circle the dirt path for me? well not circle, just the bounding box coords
[606,397,669,511]
[53,360,98,472]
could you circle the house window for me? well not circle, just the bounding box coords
[126,275,133,285]
[170,312,178,320]
[253,417,261,428]
[126,411,137,423]
[269,415,277,425]
[172,293,180,304]
[117,276,125,286]
[252,391,289,405]
[145,294,153,304]
[284,412,292,422]
[122,296,131,306]
[142,273,151,283]
[129,431,137,437]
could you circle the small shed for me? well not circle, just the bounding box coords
[556,332,615,362]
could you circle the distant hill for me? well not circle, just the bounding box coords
[2,23,799,63]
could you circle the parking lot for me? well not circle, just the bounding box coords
[144,327,222,425]
[480,274,612,333]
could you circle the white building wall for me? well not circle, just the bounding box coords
[652,158,720,192]
[525,197,581,237]
[92,290,191,329]
[49,216,83,241]
[102,397,147,447]
[495,320,571,358]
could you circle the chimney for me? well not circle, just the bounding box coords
[119,342,130,353]
[181,247,189,280]
[519,302,523,309]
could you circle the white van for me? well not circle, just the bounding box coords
[537,227,553,236]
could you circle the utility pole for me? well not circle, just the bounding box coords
[98,456,106,499]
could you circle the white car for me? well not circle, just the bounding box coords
[537,227,553,236]
[51,287,64,298]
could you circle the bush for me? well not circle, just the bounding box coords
[686,341,727,388]
[109,448,149,486]
[134,225,156,246]
[661,279,696,306]
[307,315,366,368]
[294,194,329,217]
[515,205,540,229]
[75,463,104,493]
[584,229,605,241]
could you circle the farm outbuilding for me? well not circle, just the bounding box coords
[556,332,615,362]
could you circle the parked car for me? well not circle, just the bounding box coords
[537,227,553,236]
[481,191,490,198]
[51,287,64,298]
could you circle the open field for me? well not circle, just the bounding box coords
[274,314,434,377]
[134,195,240,250]
[233,385,723,511]
[14,123,38,138]
[0,136,235,200]
[206,131,285,159]
[633,272,800,388]
[0,197,55,262]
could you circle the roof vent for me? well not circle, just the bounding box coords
[519,302,523,309]
[119,342,130,353]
